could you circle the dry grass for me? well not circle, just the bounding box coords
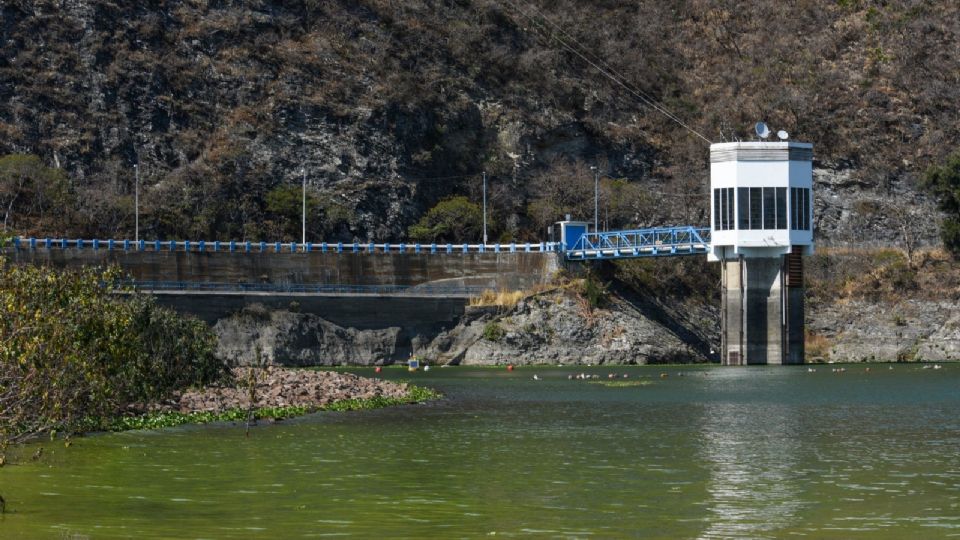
[468,284,556,308]
[469,289,525,308]
[805,331,832,362]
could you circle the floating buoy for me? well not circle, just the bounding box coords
[532,374,540,381]
[374,366,382,373]
[424,365,431,372]
[660,372,668,378]
[507,364,514,371]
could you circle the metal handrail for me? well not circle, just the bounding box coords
[125,280,489,296]
[12,237,560,254]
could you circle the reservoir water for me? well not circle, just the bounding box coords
[2,365,959,538]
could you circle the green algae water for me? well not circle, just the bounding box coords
[2,365,959,539]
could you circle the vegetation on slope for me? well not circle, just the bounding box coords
[0,1,957,244]
[924,151,960,258]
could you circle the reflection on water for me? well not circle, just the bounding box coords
[1,365,959,538]
[699,400,804,539]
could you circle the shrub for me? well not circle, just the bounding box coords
[0,260,224,443]
[408,196,483,243]
[582,272,609,309]
[482,321,505,342]
[923,151,960,258]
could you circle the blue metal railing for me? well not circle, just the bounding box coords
[11,227,711,263]
[566,226,711,260]
[12,237,558,254]
[126,281,488,297]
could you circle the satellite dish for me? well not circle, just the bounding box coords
[777,130,789,140]
[754,121,771,139]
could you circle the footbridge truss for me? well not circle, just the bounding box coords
[564,226,710,261]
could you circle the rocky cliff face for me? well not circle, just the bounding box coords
[2,1,957,246]
[213,286,717,366]
[214,305,403,366]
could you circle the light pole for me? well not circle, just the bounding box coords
[482,171,488,244]
[301,168,307,248]
[134,163,139,242]
[590,165,599,232]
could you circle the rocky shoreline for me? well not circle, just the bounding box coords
[144,367,413,415]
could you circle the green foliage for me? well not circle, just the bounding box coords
[94,385,440,432]
[482,321,505,342]
[923,151,960,257]
[582,271,610,309]
[0,260,224,443]
[408,196,482,243]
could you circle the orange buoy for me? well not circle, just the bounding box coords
[374,366,382,373]
[507,364,515,371]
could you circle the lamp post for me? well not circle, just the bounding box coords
[590,165,599,232]
[134,163,139,242]
[301,168,307,248]
[482,171,488,244]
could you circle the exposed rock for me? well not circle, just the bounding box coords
[424,290,714,365]
[210,286,717,367]
[172,367,410,413]
[214,304,401,366]
[809,299,960,362]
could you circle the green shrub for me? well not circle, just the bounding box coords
[583,272,609,309]
[482,321,505,342]
[408,196,483,243]
[0,259,224,443]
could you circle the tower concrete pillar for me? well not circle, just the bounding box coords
[721,253,805,365]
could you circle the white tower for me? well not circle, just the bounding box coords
[709,139,814,365]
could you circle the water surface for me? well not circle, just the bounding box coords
[2,365,959,538]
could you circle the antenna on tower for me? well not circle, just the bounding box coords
[754,121,771,140]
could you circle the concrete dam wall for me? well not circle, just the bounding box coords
[7,247,558,291]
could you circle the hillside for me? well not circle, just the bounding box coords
[1,0,958,245]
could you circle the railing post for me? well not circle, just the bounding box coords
[108,239,114,251]
[169,240,176,252]
[446,244,452,254]
[274,241,281,253]
[430,243,437,254]
[259,241,266,252]
[198,240,205,252]
[230,241,236,252]
[306,242,312,253]
[214,241,220,252]
[124,239,130,251]
[337,242,343,253]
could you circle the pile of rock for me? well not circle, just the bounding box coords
[165,367,409,413]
